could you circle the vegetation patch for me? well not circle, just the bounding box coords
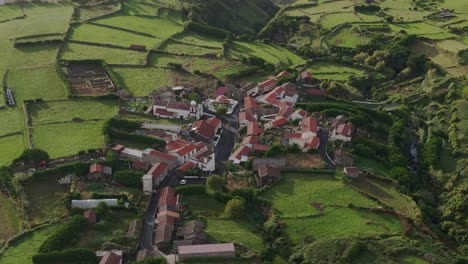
[0,108,22,136]
[111,66,171,96]
[173,31,224,48]
[228,41,305,67]
[0,192,21,243]
[328,27,370,48]
[0,135,25,166]
[205,218,264,252]
[159,39,221,56]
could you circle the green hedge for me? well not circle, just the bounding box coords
[33,248,97,264]
[38,216,88,253]
[114,170,143,188]
[175,185,206,195]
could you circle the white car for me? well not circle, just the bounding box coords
[180,179,187,185]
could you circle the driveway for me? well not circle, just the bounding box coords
[318,127,336,171]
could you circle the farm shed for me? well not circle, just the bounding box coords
[177,243,236,260]
[71,199,118,209]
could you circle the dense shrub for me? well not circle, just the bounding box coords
[184,21,229,38]
[175,185,206,195]
[33,248,97,264]
[38,216,88,253]
[114,170,143,188]
[354,4,381,12]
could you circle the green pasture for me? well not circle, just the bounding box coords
[436,39,468,54]
[160,40,221,56]
[122,1,159,16]
[0,135,25,166]
[70,23,157,48]
[94,15,182,40]
[262,173,379,217]
[186,58,230,73]
[291,0,354,14]
[283,207,403,243]
[111,66,171,96]
[320,12,360,29]
[308,62,364,74]
[350,177,420,219]
[229,41,305,67]
[0,224,61,264]
[60,42,148,65]
[181,193,225,217]
[148,53,189,67]
[28,99,118,125]
[328,27,369,48]
[173,31,224,48]
[379,0,413,9]
[82,182,141,201]
[32,121,106,158]
[0,192,21,243]
[354,156,391,177]
[23,172,69,223]
[77,2,121,21]
[389,22,456,40]
[0,4,22,22]
[285,8,322,23]
[9,43,60,69]
[384,9,431,22]
[212,64,253,81]
[205,218,264,252]
[8,66,68,102]
[0,108,22,136]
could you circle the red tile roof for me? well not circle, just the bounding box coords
[244,96,257,109]
[247,121,263,136]
[336,123,353,137]
[174,144,196,157]
[167,140,190,151]
[258,165,281,178]
[230,145,251,160]
[154,108,176,118]
[83,209,96,220]
[215,86,228,97]
[167,101,191,111]
[159,187,177,208]
[276,70,290,78]
[344,167,360,175]
[252,144,269,152]
[259,79,276,89]
[158,214,175,226]
[147,162,168,179]
[132,160,148,169]
[149,150,177,161]
[90,163,103,173]
[242,135,259,145]
[285,132,302,139]
[99,252,121,264]
[301,71,312,79]
[278,106,294,119]
[112,144,125,152]
[305,88,326,97]
[192,117,221,141]
[305,136,320,149]
[239,111,256,123]
[302,117,318,134]
[177,161,196,172]
[206,117,221,129]
[270,117,288,128]
[293,109,307,118]
[215,95,231,104]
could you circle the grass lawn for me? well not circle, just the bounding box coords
[173,31,224,48]
[205,218,264,252]
[0,192,21,243]
[262,173,379,217]
[328,27,369,48]
[23,171,69,223]
[95,15,182,40]
[181,193,225,217]
[61,42,148,65]
[74,210,138,250]
[283,207,403,243]
[0,224,61,264]
[0,108,22,136]
[8,65,68,102]
[0,4,22,22]
[148,53,189,67]
[349,177,420,219]
[111,66,171,96]
[0,134,26,166]
[160,40,221,56]
[70,23,158,48]
[354,156,391,177]
[28,99,118,125]
[32,121,106,158]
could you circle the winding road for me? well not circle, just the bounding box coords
[318,127,336,171]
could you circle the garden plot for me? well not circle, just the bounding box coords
[328,27,370,48]
[67,63,116,96]
[0,224,61,264]
[60,42,148,65]
[70,23,158,48]
[0,134,25,166]
[7,65,68,102]
[94,15,183,39]
[0,108,23,136]
[32,121,106,158]
[159,40,222,56]
[28,99,118,125]
[173,31,224,48]
[0,192,21,243]
[111,66,171,96]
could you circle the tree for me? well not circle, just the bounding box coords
[187,92,201,103]
[375,61,386,72]
[320,81,330,90]
[206,174,226,193]
[95,202,110,220]
[224,198,246,218]
[216,105,228,116]
[16,149,49,165]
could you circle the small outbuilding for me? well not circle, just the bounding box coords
[83,209,97,224]
[177,243,235,260]
[256,165,281,186]
[89,163,112,181]
[343,167,360,179]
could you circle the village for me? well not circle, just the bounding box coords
[50,67,367,264]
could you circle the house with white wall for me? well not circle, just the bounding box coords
[153,100,202,120]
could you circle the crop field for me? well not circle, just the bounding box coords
[0,135,25,166]
[205,219,264,252]
[262,173,379,217]
[0,192,21,243]
[283,207,403,243]
[7,66,68,102]
[94,15,182,39]
[112,66,171,96]
[77,2,121,21]
[28,99,118,125]
[24,172,69,223]
[173,31,224,48]
[328,27,369,48]
[60,42,148,65]
[0,108,22,136]
[0,4,22,22]
[379,0,413,9]
[229,41,305,67]
[160,40,222,56]
[0,224,61,264]
[350,177,420,219]
[70,24,158,48]
[32,121,106,158]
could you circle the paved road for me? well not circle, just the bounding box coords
[318,127,336,171]
[214,106,240,174]
[140,190,158,249]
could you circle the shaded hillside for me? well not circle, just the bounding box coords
[187,0,279,34]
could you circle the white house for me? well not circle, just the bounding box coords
[257,86,298,107]
[189,147,215,171]
[153,100,202,120]
[290,109,307,121]
[204,95,238,114]
[284,116,320,152]
[168,143,197,165]
[330,122,353,142]
[142,162,169,193]
[229,145,251,164]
